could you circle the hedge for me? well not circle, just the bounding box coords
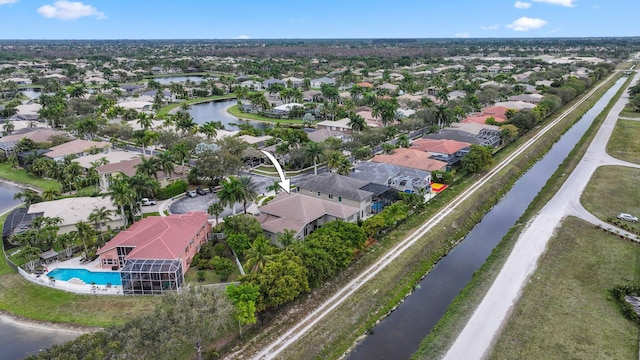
[157,180,188,200]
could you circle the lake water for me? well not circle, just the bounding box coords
[0,317,81,360]
[187,99,269,130]
[20,89,42,100]
[346,78,626,359]
[0,181,22,215]
[153,76,204,85]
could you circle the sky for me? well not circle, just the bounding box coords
[0,0,638,40]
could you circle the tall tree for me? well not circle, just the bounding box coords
[238,175,258,214]
[88,206,113,245]
[74,220,96,258]
[303,142,323,175]
[243,236,274,274]
[171,142,191,182]
[109,176,137,227]
[207,202,224,227]
[217,176,244,216]
[156,151,175,182]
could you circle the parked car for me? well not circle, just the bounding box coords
[186,190,197,198]
[196,187,207,196]
[618,213,638,222]
[141,198,156,206]
[209,185,222,193]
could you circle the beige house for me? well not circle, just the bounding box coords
[27,197,122,234]
[96,156,187,191]
[45,139,111,162]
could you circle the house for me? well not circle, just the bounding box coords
[14,103,42,120]
[372,148,448,172]
[0,128,67,157]
[27,197,122,235]
[310,77,336,88]
[449,122,501,136]
[494,101,536,110]
[356,82,374,89]
[263,78,286,89]
[97,212,211,295]
[117,100,153,112]
[257,193,360,241]
[508,94,544,104]
[96,156,187,191]
[425,128,501,147]
[45,139,111,162]
[5,77,32,85]
[282,77,304,88]
[73,150,140,171]
[306,128,349,143]
[349,162,431,194]
[411,139,471,157]
[462,114,506,125]
[239,80,263,91]
[295,172,396,219]
[237,134,272,148]
[316,118,353,135]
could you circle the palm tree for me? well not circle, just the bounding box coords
[336,157,352,176]
[435,104,451,129]
[156,151,175,182]
[217,176,244,216]
[243,236,273,274]
[207,202,224,227]
[2,121,15,135]
[277,229,296,248]
[63,162,84,192]
[137,112,153,131]
[326,151,344,173]
[135,156,160,179]
[347,112,367,133]
[171,142,190,182]
[303,142,323,175]
[20,245,41,272]
[238,175,258,214]
[129,173,160,203]
[88,206,113,245]
[397,134,410,148]
[13,189,42,208]
[42,187,60,201]
[109,176,137,227]
[75,220,96,258]
[265,179,282,195]
[199,121,219,140]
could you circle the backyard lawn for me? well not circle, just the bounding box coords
[489,216,639,359]
[0,163,61,191]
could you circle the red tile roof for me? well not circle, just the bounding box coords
[480,106,509,120]
[97,212,209,260]
[372,148,447,172]
[461,115,505,125]
[411,139,470,155]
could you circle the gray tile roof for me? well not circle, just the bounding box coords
[294,173,372,202]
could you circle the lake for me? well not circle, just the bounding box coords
[187,99,269,130]
[153,76,205,85]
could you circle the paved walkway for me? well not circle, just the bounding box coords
[444,74,640,359]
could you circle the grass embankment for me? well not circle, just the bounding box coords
[260,73,627,360]
[607,119,640,164]
[489,217,639,359]
[582,166,640,225]
[156,94,237,116]
[227,105,305,125]
[620,108,640,118]
[0,213,156,328]
[0,163,61,191]
[411,72,630,359]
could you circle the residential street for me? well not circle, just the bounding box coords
[444,71,640,360]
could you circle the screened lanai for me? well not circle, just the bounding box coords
[120,259,183,295]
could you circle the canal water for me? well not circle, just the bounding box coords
[153,75,205,85]
[346,78,626,360]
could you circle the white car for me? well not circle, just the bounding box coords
[141,198,156,206]
[186,190,197,198]
[618,213,638,222]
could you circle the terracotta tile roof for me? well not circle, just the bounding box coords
[461,115,505,125]
[0,128,67,144]
[96,155,186,178]
[356,82,374,88]
[372,148,447,172]
[411,139,470,155]
[97,212,209,260]
[480,106,509,120]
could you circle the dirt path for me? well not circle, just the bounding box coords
[444,72,639,360]
[243,72,621,360]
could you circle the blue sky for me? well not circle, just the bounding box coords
[0,0,637,39]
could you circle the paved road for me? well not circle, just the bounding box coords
[242,70,622,360]
[444,73,640,360]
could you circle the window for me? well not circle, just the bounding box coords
[338,196,342,203]
[317,192,321,197]
[328,194,334,199]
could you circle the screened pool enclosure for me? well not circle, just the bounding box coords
[120,259,183,295]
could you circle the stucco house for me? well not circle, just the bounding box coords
[44,139,111,162]
[27,197,122,235]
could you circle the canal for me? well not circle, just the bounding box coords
[346,78,626,360]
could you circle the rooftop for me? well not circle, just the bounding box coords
[45,139,111,159]
[27,197,121,228]
[372,148,448,172]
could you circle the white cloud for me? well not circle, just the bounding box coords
[506,17,548,31]
[514,1,532,9]
[481,24,500,30]
[455,32,469,38]
[0,0,18,5]
[37,1,105,20]
[592,4,600,9]
[235,35,250,39]
[532,0,575,7]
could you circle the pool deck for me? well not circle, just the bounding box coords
[20,257,123,296]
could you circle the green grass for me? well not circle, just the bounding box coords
[227,105,305,125]
[0,212,156,328]
[489,217,640,360]
[607,119,640,164]
[142,211,160,218]
[156,94,236,116]
[0,163,61,191]
[581,166,640,226]
[183,267,240,286]
[620,107,640,118]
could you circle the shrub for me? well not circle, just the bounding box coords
[197,270,205,282]
[156,180,188,200]
[213,243,226,257]
[211,256,234,281]
[226,233,252,257]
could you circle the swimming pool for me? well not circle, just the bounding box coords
[47,268,122,286]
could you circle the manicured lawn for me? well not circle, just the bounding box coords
[156,94,236,116]
[581,166,640,226]
[620,108,640,118]
[606,119,640,164]
[0,163,61,191]
[183,267,240,286]
[489,217,639,359]
[227,105,305,125]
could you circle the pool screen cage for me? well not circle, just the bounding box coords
[387,174,431,194]
[120,259,183,295]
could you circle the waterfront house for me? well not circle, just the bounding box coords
[45,139,111,162]
[97,212,211,295]
[27,197,122,235]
